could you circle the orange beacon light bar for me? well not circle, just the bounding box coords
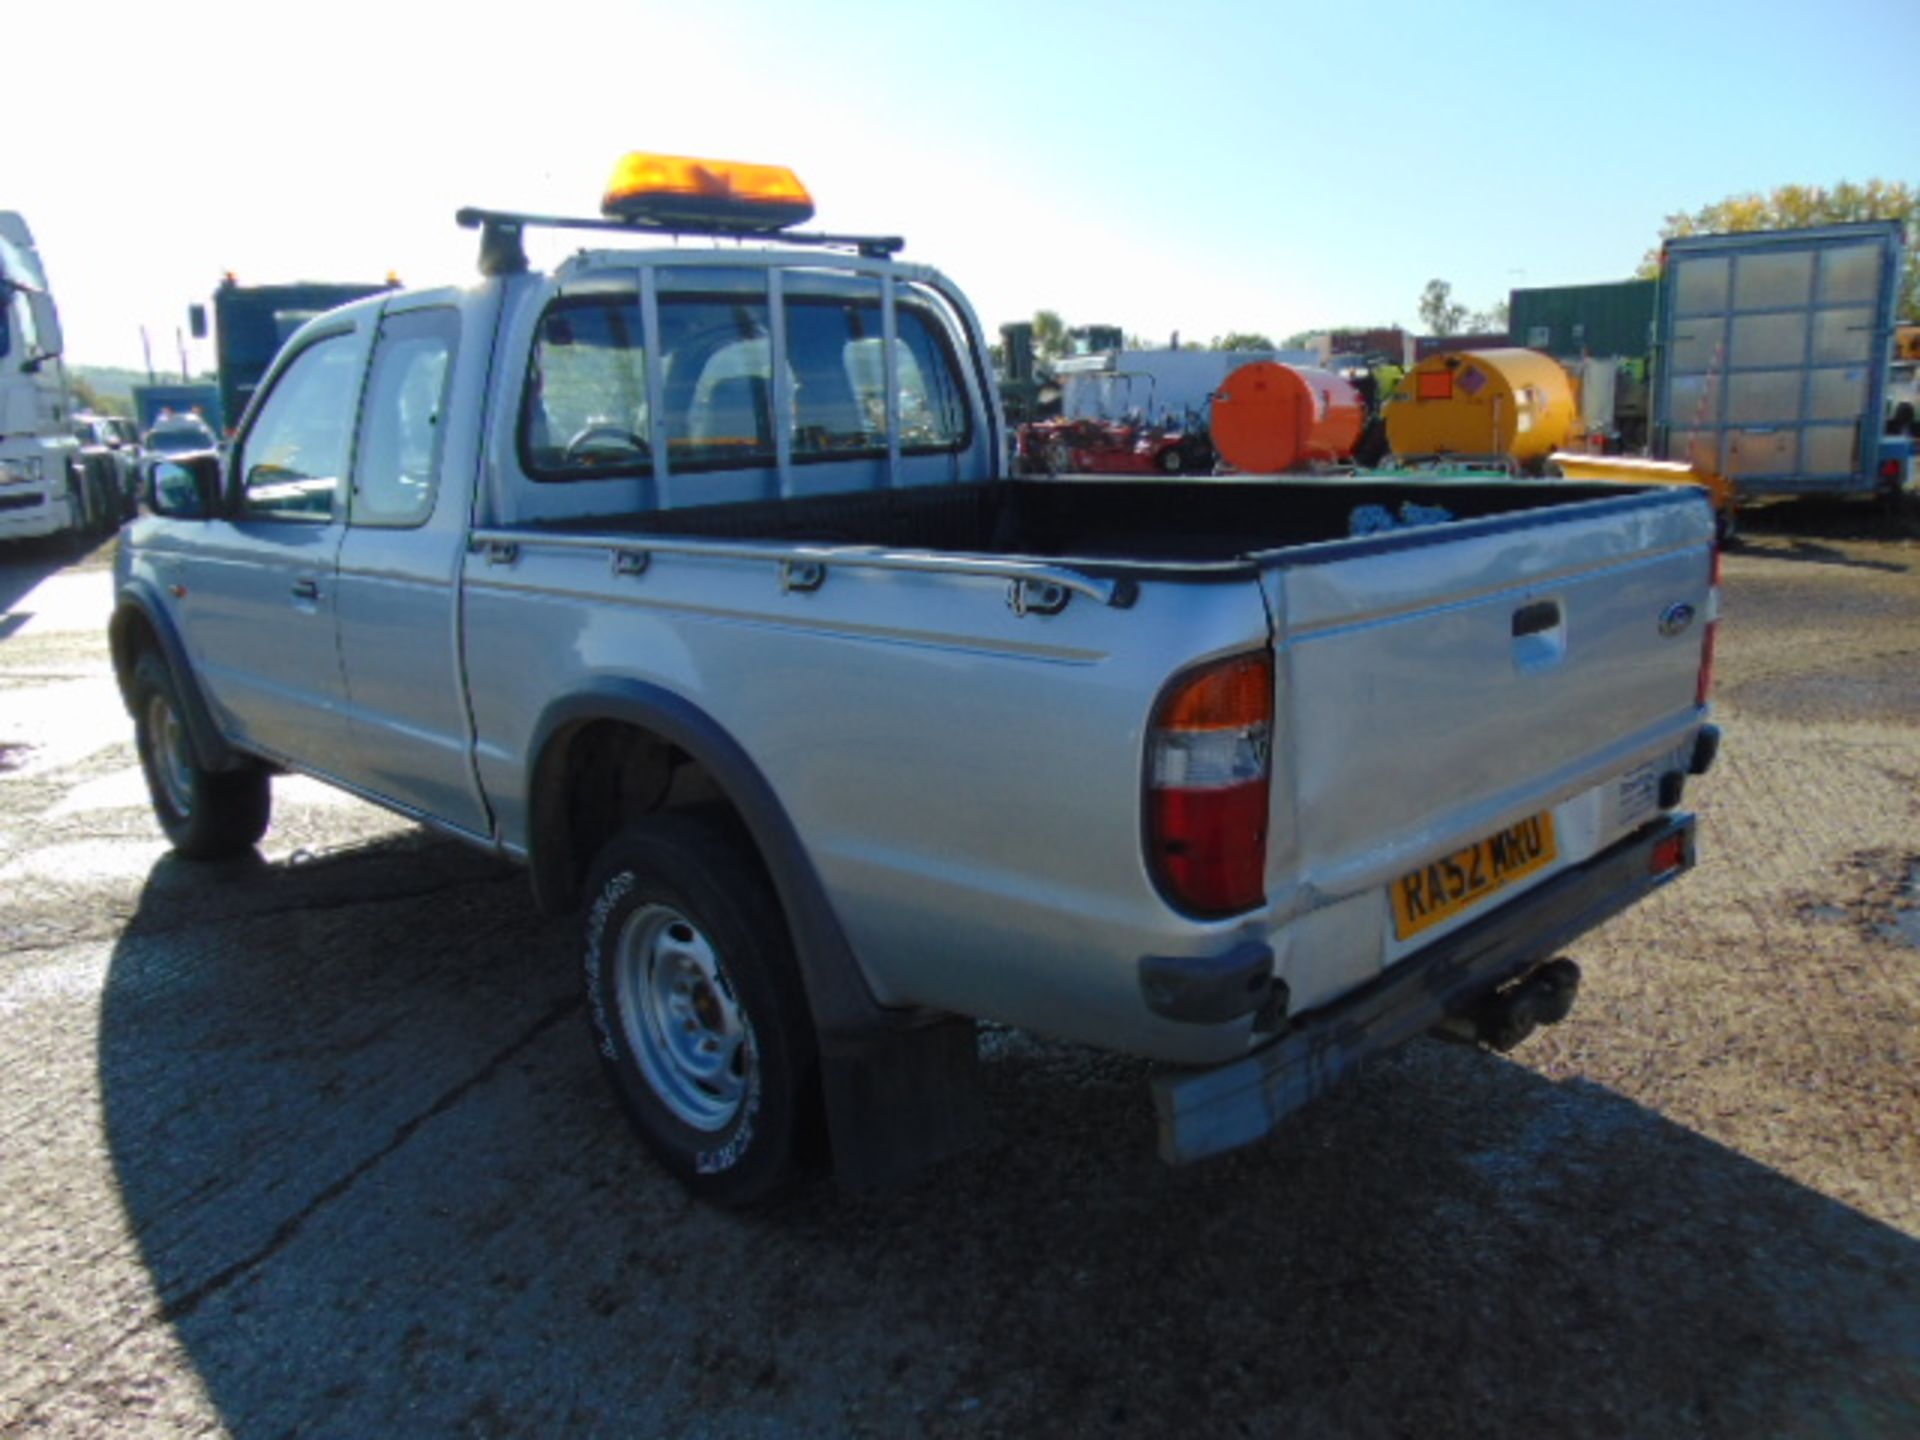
[601,152,815,232]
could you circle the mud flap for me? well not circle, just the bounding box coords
[821,1016,989,1195]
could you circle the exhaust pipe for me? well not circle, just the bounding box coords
[1434,957,1582,1052]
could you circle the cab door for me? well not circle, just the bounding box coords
[172,323,370,774]
[331,301,491,836]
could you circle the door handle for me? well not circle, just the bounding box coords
[291,578,320,601]
[1511,600,1561,637]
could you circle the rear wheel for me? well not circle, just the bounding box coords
[89,469,116,537]
[1158,446,1185,474]
[131,651,271,859]
[582,815,817,1205]
[1716,505,1741,549]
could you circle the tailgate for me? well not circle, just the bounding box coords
[1260,490,1714,906]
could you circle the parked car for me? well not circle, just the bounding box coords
[113,154,1719,1205]
[142,414,220,457]
[71,412,141,522]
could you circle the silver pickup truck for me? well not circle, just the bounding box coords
[111,156,1719,1203]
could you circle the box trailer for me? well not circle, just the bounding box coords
[1651,221,1906,502]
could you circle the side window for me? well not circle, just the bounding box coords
[659,299,774,468]
[351,308,458,527]
[894,307,967,449]
[4,286,37,357]
[788,299,968,460]
[521,296,650,476]
[237,332,361,522]
[788,301,885,456]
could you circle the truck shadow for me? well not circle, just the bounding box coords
[99,839,1920,1438]
[1736,497,1915,570]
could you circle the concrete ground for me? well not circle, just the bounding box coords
[2,505,1917,1438]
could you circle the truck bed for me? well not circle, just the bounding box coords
[524,476,1668,571]
[505,470,1711,1061]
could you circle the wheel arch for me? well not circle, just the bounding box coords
[524,680,888,1041]
[109,583,246,773]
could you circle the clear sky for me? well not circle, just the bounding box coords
[11,0,1915,372]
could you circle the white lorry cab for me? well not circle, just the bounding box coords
[114,155,1721,1204]
[0,212,96,544]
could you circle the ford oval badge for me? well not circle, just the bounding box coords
[1659,602,1696,638]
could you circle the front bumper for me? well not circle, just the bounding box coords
[0,488,71,540]
[1152,812,1697,1164]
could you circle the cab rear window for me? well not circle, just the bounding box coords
[520,290,969,480]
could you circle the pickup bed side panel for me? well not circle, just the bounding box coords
[462,551,1274,1064]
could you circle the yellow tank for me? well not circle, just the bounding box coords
[1385,348,1577,464]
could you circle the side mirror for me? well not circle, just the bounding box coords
[147,453,222,519]
[188,304,208,341]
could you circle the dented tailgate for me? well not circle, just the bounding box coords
[1256,489,1716,924]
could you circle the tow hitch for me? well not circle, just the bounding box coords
[1433,957,1582,1052]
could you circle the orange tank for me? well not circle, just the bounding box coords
[1210,361,1365,473]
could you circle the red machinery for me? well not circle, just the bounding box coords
[1017,414,1214,476]
[1210,360,1365,472]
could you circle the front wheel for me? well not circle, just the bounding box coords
[131,651,271,859]
[63,470,94,546]
[582,816,818,1205]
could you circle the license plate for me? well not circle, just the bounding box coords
[1390,813,1557,941]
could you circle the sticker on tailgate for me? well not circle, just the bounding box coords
[1391,813,1557,941]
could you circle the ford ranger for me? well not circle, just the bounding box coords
[111,154,1720,1203]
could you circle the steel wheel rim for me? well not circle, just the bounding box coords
[615,903,753,1131]
[146,692,194,818]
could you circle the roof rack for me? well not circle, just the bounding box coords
[454,207,906,277]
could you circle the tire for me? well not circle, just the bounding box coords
[582,815,818,1205]
[1158,447,1185,474]
[1716,505,1741,549]
[67,462,104,542]
[89,469,114,538]
[131,651,271,859]
[63,470,93,549]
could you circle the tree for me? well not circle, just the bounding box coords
[1211,332,1275,352]
[1639,180,1919,321]
[1418,279,1468,337]
[1467,298,1510,334]
[1031,309,1070,362]
[67,373,131,419]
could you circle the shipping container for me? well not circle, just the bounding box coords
[1412,331,1509,360]
[1509,280,1655,359]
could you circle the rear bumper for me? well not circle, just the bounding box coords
[1152,812,1696,1164]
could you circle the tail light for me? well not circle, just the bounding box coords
[1697,544,1721,708]
[1146,651,1272,916]
[1881,458,1904,482]
[1649,830,1690,876]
